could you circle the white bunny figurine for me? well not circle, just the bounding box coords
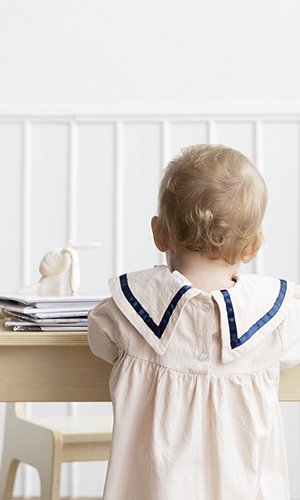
[18,240,101,296]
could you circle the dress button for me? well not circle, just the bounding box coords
[198,351,209,361]
[201,301,211,312]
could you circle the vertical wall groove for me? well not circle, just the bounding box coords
[160,120,170,169]
[207,120,217,143]
[68,121,78,243]
[157,121,171,265]
[253,120,264,275]
[298,120,300,284]
[113,121,124,275]
[21,121,32,287]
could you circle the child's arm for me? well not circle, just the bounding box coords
[279,285,300,370]
[88,298,120,364]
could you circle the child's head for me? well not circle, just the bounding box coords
[152,144,267,265]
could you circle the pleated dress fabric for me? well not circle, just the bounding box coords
[88,265,300,500]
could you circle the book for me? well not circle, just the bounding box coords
[0,292,106,332]
[2,319,88,332]
[0,292,104,307]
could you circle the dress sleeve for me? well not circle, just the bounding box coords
[279,285,300,370]
[88,297,120,364]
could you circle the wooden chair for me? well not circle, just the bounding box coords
[0,403,113,500]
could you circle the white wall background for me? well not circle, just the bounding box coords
[1,1,300,498]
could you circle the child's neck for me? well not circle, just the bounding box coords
[167,249,240,292]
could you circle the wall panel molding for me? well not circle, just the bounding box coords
[2,102,300,117]
[1,107,300,497]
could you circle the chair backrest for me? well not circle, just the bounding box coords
[5,403,25,421]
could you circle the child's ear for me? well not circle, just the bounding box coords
[151,216,169,252]
[241,232,263,263]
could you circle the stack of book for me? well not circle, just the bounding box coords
[0,294,104,332]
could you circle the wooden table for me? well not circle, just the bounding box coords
[0,325,299,402]
[0,327,112,401]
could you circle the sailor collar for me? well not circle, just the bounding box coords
[213,274,292,363]
[109,265,293,362]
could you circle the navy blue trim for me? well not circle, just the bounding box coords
[221,279,287,349]
[119,274,191,339]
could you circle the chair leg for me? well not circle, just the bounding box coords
[0,458,20,500]
[37,442,62,500]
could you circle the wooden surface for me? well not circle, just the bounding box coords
[0,326,112,401]
[0,325,299,401]
[279,364,300,402]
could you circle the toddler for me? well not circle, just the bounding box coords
[88,144,300,500]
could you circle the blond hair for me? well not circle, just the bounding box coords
[157,144,267,264]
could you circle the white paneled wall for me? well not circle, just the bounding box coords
[1,109,300,498]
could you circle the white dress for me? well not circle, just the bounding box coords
[88,265,300,500]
